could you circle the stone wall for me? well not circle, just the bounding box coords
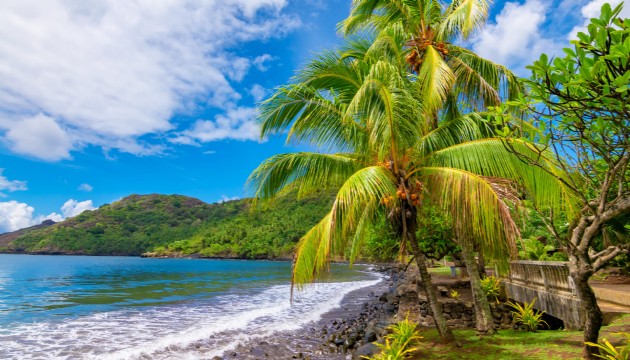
[391,266,514,330]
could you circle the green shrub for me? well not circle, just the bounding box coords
[366,316,422,360]
[585,332,630,360]
[449,289,460,300]
[518,237,555,261]
[480,276,501,301]
[507,299,549,332]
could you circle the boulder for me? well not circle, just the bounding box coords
[353,343,380,360]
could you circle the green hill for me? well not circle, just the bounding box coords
[3,192,333,258]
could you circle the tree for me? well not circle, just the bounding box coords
[340,0,521,121]
[248,32,563,341]
[500,3,630,358]
[339,0,528,336]
[339,0,540,334]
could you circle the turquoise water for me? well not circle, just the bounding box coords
[0,254,380,359]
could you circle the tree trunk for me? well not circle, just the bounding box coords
[407,222,454,342]
[571,268,603,359]
[461,246,496,335]
[453,252,467,278]
[476,249,486,278]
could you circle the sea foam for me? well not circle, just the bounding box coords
[0,278,381,360]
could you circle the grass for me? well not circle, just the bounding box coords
[408,315,630,359]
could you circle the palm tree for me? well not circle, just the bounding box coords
[247,37,567,340]
[340,0,521,121]
[339,1,528,335]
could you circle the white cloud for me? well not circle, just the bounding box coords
[569,0,630,39]
[218,195,241,203]
[61,199,95,218]
[471,0,562,72]
[253,54,275,71]
[0,0,299,161]
[78,183,93,192]
[250,84,268,102]
[0,201,37,232]
[0,169,27,197]
[3,114,73,161]
[0,198,95,233]
[173,106,261,144]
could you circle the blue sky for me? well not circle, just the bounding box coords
[0,0,628,232]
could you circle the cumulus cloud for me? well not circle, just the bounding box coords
[0,201,37,232]
[471,0,563,72]
[172,106,261,145]
[0,0,299,161]
[0,199,95,233]
[250,84,268,102]
[252,54,275,72]
[0,169,27,197]
[3,114,73,161]
[78,183,93,192]
[61,199,95,218]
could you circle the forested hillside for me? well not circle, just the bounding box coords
[3,192,333,258]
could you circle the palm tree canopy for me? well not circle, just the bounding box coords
[339,1,522,117]
[247,38,573,290]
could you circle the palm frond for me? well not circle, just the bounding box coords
[291,212,336,295]
[413,112,491,158]
[415,45,455,114]
[348,60,426,161]
[448,47,523,109]
[421,166,519,271]
[291,166,396,292]
[246,152,363,201]
[341,0,417,35]
[437,0,490,40]
[423,138,578,218]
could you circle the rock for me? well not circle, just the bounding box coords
[384,304,397,314]
[438,286,449,297]
[353,343,380,360]
[386,293,400,305]
[334,337,346,346]
[364,326,377,342]
[344,333,357,348]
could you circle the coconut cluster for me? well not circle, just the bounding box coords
[381,180,424,207]
[405,39,449,73]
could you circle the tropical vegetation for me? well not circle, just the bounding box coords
[368,316,423,360]
[496,3,630,357]
[2,192,333,258]
[248,0,570,341]
[507,299,549,333]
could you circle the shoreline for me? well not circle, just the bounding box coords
[216,265,400,360]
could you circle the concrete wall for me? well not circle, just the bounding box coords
[503,282,585,330]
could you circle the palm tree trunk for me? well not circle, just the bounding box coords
[407,218,454,342]
[461,245,495,335]
[476,248,486,278]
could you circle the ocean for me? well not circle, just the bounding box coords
[0,254,381,359]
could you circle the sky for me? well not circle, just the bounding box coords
[0,0,628,233]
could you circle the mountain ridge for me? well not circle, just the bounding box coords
[0,192,332,259]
